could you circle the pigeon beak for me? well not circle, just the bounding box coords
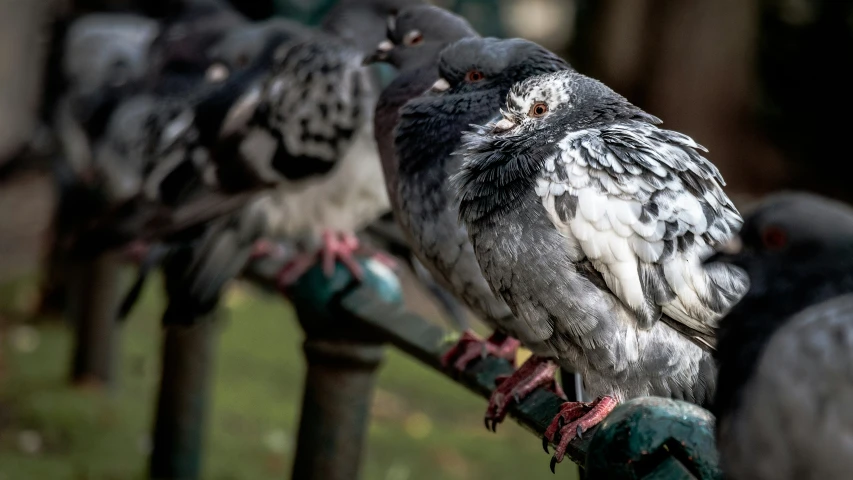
[363,40,394,65]
[220,83,262,138]
[703,235,744,265]
[717,235,743,255]
[493,118,516,133]
[205,63,230,83]
[431,77,450,92]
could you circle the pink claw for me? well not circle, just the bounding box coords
[484,356,566,431]
[276,230,363,290]
[440,331,521,371]
[544,396,618,471]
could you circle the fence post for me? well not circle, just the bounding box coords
[149,316,217,480]
[68,252,121,386]
[287,259,402,480]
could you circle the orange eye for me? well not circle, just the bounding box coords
[529,102,549,117]
[465,70,485,82]
[761,225,787,250]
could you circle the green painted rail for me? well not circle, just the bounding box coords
[242,256,722,480]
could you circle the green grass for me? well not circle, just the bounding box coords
[0,275,578,480]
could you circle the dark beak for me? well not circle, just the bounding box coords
[362,51,387,65]
[362,40,394,65]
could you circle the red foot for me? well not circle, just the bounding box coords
[544,396,618,472]
[484,356,566,431]
[276,231,363,289]
[251,239,287,260]
[440,331,520,371]
[369,251,399,272]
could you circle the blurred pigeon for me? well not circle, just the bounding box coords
[141,0,422,322]
[145,0,248,95]
[709,192,853,480]
[37,13,164,316]
[56,13,161,178]
[199,1,424,292]
[392,36,571,430]
[454,68,749,468]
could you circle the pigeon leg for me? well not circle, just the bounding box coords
[440,330,521,371]
[277,230,364,288]
[484,356,565,431]
[544,396,618,471]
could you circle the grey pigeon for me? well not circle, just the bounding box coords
[369,4,477,210]
[207,1,425,288]
[709,192,853,480]
[55,13,161,178]
[454,68,749,467]
[392,36,572,430]
[365,5,477,329]
[146,0,421,321]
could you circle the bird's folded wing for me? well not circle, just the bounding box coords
[248,35,373,182]
[542,122,748,335]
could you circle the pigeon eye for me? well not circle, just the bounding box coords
[403,30,423,46]
[761,225,787,250]
[529,102,549,117]
[465,70,485,82]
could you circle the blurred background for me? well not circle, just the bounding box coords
[1,0,852,478]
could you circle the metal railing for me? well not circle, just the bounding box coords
[146,256,722,480]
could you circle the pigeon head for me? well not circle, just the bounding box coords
[321,0,425,55]
[364,5,477,68]
[486,69,659,138]
[204,19,311,84]
[63,14,161,122]
[707,192,853,273]
[431,37,569,98]
[711,192,853,421]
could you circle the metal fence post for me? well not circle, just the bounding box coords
[286,259,402,480]
[291,338,385,480]
[149,316,217,480]
[68,252,121,386]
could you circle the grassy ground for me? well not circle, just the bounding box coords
[0,275,579,480]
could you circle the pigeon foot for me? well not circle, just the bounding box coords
[277,230,364,289]
[484,356,565,432]
[543,395,618,472]
[440,330,520,371]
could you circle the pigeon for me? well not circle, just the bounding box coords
[368,4,477,211]
[391,36,572,429]
[204,0,425,289]
[454,68,749,467]
[54,13,162,179]
[709,192,853,480]
[145,0,248,95]
[364,5,477,329]
[145,0,423,322]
